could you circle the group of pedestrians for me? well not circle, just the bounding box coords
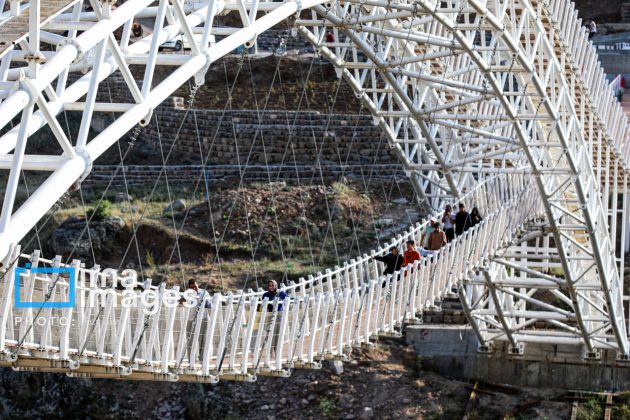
[176,203,485,360]
[441,203,482,241]
[374,203,483,274]
[180,278,289,359]
[374,239,421,275]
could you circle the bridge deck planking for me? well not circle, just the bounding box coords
[0,0,79,59]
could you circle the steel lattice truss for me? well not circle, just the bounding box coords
[0,0,629,369]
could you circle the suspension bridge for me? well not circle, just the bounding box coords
[0,0,629,383]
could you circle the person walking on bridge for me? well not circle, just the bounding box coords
[586,19,596,40]
[180,279,211,308]
[258,280,288,358]
[470,207,483,227]
[179,279,211,366]
[260,280,288,312]
[442,205,455,242]
[373,246,403,275]
[420,217,437,249]
[403,240,421,267]
[455,203,472,236]
[427,222,447,251]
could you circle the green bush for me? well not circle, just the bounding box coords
[577,397,603,420]
[319,398,336,417]
[88,199,113,221]
[613,404,630,419]
[614,392,630,418]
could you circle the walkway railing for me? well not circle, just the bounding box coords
[0,173,542,381]
[610,74,622,94]
[544,0,630,167]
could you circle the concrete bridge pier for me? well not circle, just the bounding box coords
[406,325,630,391]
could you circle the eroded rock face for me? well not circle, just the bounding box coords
[48,216,126,259]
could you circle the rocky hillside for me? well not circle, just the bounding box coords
[40,180,421,291]
[0,339,575,419]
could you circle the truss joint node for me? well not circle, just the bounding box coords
[17,77,39,107]
[187,374,219,384]
[152,372,179,381]
[113,365,131,375]
[508,342,525,357]
[0,351,17,363]
[23,52,46,64]
[616,353,630,363]
[332,353,351,362]
[361,340,377,349]
[256,366,295,377]
[444,289,458,299]
[219,371,258,381]
[57,38,84,65]
[293,361,323,369]
[194,52,212,86]
[74,147,93,187]
[477,344,494,354]
[584,351,601,361]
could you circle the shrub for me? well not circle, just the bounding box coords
[577,397,603,420]
[319,398,336,417]
[88,199,113,221]
[146,252,156,270]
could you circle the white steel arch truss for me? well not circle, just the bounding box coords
[0,0,628,367]
[291,0,630,356]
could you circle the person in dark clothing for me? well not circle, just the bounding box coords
[586,19,596,39]
[179,278,211,308]
[373,246,403,275]
[455,203,472,236]
[470,207,483,227]
[258,280,288,357]
[131,18,144,38]
[442,204,455,242]
[260,280,289,312]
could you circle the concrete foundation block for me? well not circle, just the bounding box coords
[406,325,630,391]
